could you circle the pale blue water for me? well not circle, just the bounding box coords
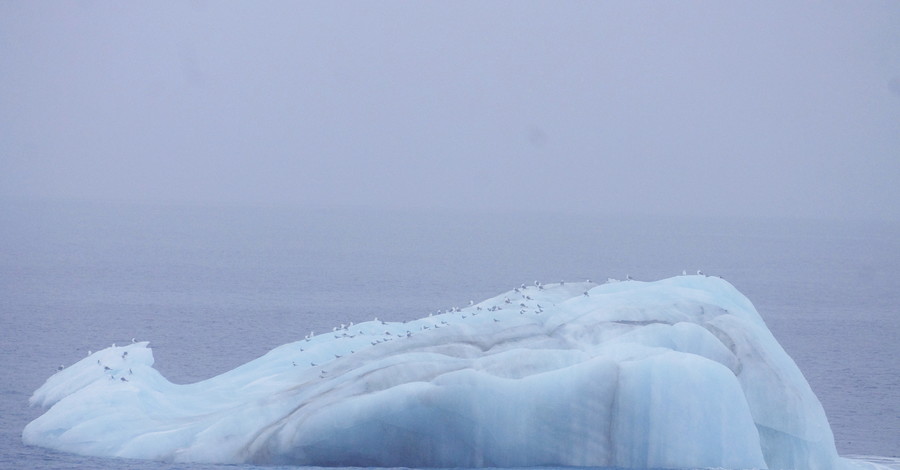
[1,201,897,469]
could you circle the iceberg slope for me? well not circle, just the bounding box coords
[25,276,843,469]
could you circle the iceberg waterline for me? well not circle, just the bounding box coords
[23,276,854,469]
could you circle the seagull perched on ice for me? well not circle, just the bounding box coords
[697,270,705,276]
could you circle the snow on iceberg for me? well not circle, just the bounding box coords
[24,276,854,469]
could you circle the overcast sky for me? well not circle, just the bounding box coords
[2,1,899,220]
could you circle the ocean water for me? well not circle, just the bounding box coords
[1,200,897,469]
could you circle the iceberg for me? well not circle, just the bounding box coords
[23,276,862,469]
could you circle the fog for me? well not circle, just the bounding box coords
[2,1,899,220]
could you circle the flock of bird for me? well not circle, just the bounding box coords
[56,271,714,384]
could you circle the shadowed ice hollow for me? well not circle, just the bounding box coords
[23,275,878,469]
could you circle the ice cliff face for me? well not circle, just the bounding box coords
[24,276,844,469]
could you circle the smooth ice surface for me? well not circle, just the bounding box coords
[24,276,856,469]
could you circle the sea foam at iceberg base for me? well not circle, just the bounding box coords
[22,276,880,469]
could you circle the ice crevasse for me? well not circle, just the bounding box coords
[23,275,868,469]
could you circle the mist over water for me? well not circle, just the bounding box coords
[1,201,898,469]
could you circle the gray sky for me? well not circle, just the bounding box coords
[2,1,899,220]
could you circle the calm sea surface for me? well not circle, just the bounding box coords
[1,201,897,469]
